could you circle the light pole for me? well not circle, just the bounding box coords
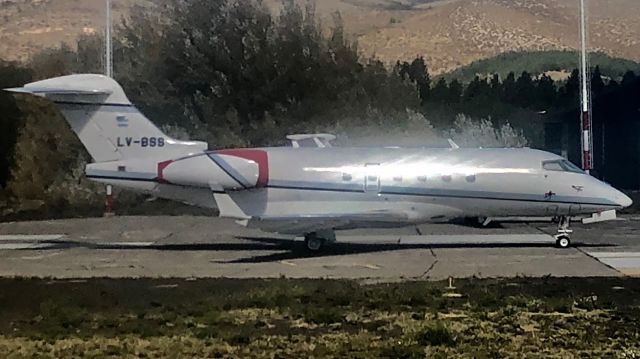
[104,0,114,217]
[105,0,113,78]
[579,0,593,173]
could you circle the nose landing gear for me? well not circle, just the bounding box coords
[554,216,573,248]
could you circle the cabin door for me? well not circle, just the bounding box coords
[364,164,381,193]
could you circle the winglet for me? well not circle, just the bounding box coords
[447,139,460,149]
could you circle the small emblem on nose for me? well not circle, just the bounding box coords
[572,185,584,192]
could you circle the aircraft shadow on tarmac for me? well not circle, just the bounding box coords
[26,237,617,264]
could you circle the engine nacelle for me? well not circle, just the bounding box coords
[160,154,259,190]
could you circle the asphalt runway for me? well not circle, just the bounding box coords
[0,216,639,281]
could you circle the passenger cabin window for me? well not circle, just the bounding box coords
[542,160,584,174]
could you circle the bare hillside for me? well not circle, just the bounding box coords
[1,0,639,74]
[350,0,640,73]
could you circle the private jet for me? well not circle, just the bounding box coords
[6,74,633,251]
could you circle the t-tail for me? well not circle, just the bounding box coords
[5,74,207,163]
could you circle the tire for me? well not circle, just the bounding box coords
[555,235,571,248]
[304,233,325,252]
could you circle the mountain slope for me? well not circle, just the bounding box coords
[1,0,639,75]
[349,0,640,73]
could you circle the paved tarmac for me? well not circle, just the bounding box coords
[0,216,638,281]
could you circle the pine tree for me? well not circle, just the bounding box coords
[514,71,535,108]
[448,79,463,104]
[431,77,449,103]
[500,72,516,104]
[591,65,605,97]
[536,74,556,109]
[621,70,637,87]
[557,69,580,108]
[489,74,501,102]
[401,57,431,103]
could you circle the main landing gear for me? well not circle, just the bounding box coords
[554,216,573,248]
[304,230,336,252]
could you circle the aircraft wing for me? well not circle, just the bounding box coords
[245,211,411,235]
[213,190,414,235]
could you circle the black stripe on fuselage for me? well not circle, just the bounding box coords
[206,155,248,190]
[85,176,618,208]
[268,184,366,194]
[267,184,618,208]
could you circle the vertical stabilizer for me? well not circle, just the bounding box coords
[6,74,207,163]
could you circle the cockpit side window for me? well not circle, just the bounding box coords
[542,161,564,171]
[542,160,584,174]
[561,160,584,173]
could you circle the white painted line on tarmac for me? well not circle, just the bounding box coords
[587,252,640,258]
[0,243,58,250]
[20,252,63,260]
[0,235,65,241]
[338,234,553,245]
[586,251,640,276]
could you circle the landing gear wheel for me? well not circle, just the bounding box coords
[555,235,571,248]
[554,216,573,249]
[304,233,325,252]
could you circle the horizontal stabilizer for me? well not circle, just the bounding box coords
[5,87,111,96]
[4,74,130,105]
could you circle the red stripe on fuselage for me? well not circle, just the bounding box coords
[215,149,269,187]
[157,160,173,183]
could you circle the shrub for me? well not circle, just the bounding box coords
[415,322,456,347]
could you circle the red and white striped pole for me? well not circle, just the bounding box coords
[579,0,593,173]
[104,185,114,217]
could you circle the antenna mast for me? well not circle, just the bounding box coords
[105,0,113,78]
[579,0,592,172]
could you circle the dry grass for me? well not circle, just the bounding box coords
[0,277,639,357]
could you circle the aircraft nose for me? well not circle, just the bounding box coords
[616,191,633,208]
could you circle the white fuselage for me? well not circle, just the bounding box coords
[86,146,631,235]
[8,74,631,237]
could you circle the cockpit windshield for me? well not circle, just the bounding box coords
[542,160,585,174]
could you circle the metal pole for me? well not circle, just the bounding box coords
[105,0,113,78]
[579,0,593,172]
[104,0,114,215]
[104,185,114,217]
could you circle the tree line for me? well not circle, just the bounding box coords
[397,56,638,121]
[0,0,637,218]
